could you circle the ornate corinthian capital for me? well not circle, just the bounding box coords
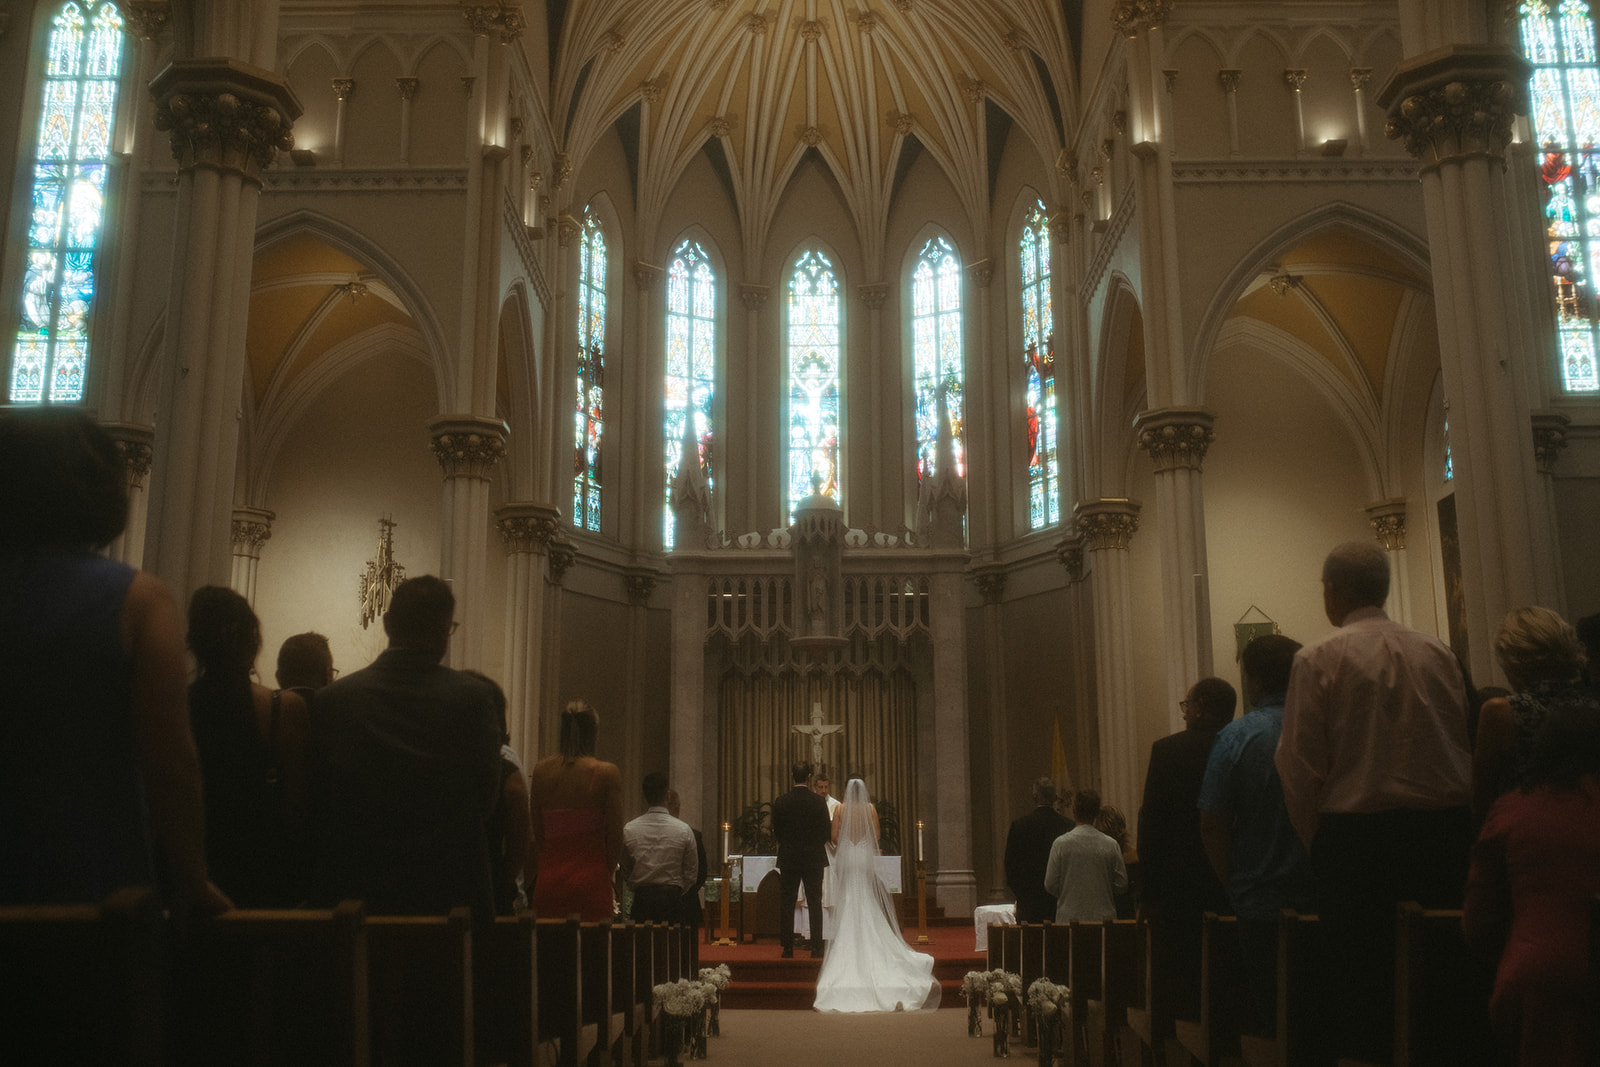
[100,422,155,489]
[1056,536,1085,582]
[739,284,769,312]
[624,566,661,604]
[547,537,576,584]
[858,283,888,311]
[231,506,275,552]
[1531,412,1571,475]
[1134,407,1217,473]
[1378,47,1530,168]
[1111,0,1173,37]
[1364,498,1407,551]
[428,415,509,480]
[971,563,1006,604]
[495,502,562,554]
[125,2,171,40]
[150,60,302,181]
[1073,499,1141,551]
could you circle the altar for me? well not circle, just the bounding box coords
[741,855,902,940]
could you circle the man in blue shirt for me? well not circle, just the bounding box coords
[1198,634,1314,1035]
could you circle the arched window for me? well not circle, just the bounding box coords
[9,1,126,404]
[786,249,841,521]
[911,235,965,484]
[1021,202,1060,527]
[1521,0,1600,391]
[573,209,606,531]
[663,239,716,548]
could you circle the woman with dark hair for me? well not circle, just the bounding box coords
[187,586,308,907]
[526,700,623,920]
[0,409,227,913]
[1464,701,1600,1065]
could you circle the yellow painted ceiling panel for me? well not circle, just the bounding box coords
[253,233,362,283]
[247,285,332,397]
[1230,286,1353,388]
[1283,230,1425,286]
[1302,273,1405,396]
[282,295,412,387]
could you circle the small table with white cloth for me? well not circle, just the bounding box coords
[973,903,1017,952]
[741,855,902,942]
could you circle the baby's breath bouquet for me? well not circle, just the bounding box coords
[1026,979,1071,1067]
[698,965,731,1037]
[652,979,707,1067]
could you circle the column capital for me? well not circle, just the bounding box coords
[966,259,994,288]
[331,78,355,102]
[495,502,562,553]
[100,421,155,489]
[547,537,576,585]
[1055,535,1085,582]
[395,77,420,100]
[1378,46,1529,168]
[150,58,303,181]
[1364,497,1407,551]
[1111,0,1172,37]
[556,213,581,247]
[1133,407,1217,472]
[634,262,662,290]
[624,566,662,605]
[231,505,275,552]
[125,1,171,40]
[858,283,888,310]
[429,415,509,480]
[1073,499,1141,551]
[1531,411,1571,474]
[1218,68,1241,93]
[739,283,770,311]
[970,562,1007,604]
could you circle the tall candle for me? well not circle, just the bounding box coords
[722,821,730,863]
[916,820,924,862]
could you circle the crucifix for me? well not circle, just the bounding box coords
[792,700,843,772]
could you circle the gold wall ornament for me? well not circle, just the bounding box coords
[359,518,406,630]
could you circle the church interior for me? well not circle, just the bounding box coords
[2,0,1597,917]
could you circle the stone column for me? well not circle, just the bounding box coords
[429,415,508,668]
[624,565,661,812]
[1133,407,1216,733]
[634,263,663,548]
[330,77,353,166]
[229,506,274,604]
[972,561,1010,901]
[101,422,154,568]
[146,60,300,599]
[1056,535,1096,790]
[967,260,998,542]
[859,282,888,517]
[495,502,560,763]
[930,559,976,916]
[669,562,706,832]
[395,77,419,164]
[1364,498,1412,627]
[737,284,769,531]
[542,534,576,757]
[1380,49,1562,681]
[1531,412,1571,615]
[1074,498,1142,814]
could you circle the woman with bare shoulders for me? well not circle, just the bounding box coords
[527,701,623,920]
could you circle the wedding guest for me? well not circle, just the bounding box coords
[622,772,697,923]
[1093,804,1139,919]
[188,586,310,907]
[276,631,334,710]
[463,670,531,915]
[1004,776,1072,922]
[1044,788,1127,923]
[527,700,624,920]
[665,787,708,970]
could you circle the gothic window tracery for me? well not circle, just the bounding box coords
[664,238,716,548]
[1021,202,1060,526]
[911,235,965,485]
[574,209,606,531]
[786,249,842,522]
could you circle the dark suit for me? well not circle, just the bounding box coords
[770,784,831,953]
[1138,726,1232,1019]
[310,648,502,920]
[681,828,707,972]
[1005,805,1073,923]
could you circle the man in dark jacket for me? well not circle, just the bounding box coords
[770,760,831,958]
[1004,776,1073,922]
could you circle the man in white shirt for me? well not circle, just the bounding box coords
[814,774,843,937]
[623,771,698,924]
[1043,788,1127,923]
[1274,540,1473,1061]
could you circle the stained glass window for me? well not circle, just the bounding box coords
[1021,202,1060,527]
[786,249,841,521]
[573,210,606,531]
[10,1,125,404]
[912,236,965,485]
[663,239,716,549]
[1521,0,1600,391]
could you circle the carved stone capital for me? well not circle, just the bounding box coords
[1378,46,1529,168]
[1531,412,1571,474]
[547,537,576,584]
[855,12,878,34]
[331,78,355,102]
[395,77,420,101]
[495,502,562,554]
[971,563,1006,604]
[801,19,823,42]
[639,78,663,104]
[462,4,500,35]
[967,259,994,288]
[1218,69,1241,93]
[1284,69,1308,92]
[1073,499,1141,551]
[231,506,275,554]
[125,1,171,40]
[745,13,768,34]
[858,283,888,311]
[428,415,509,480]
[553,152,573,188]
[150,60,302,181]
[624,566,662,604]
[959,75,985,105]
[557,213,581,247]
[100,422,155,489]
[739,283,770,312]
[886,109,914,135]
[1134,407,1217,473]
[1111,0,1173,37]
[1056,536,1085,582]
[1350,67,1374,92]
[634,262,662,290]
[1163,69,1179,93]
[495,7,526,43]
[601,29,624,53]
[1364,498,1407,551]
[707,115,732,138]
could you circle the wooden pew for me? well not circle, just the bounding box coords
[990,922,1020,974]
[608,922,648,1067]
[1124,917,1172,1067]
[579,922,620,1066]
[1393,904,1495,1067]
[536,918,584,1067]
[1018,922,1046,1045]
[366,908,474,1067]
[477,913,539,1067]
[0,886,169,1066]
[1039,923,1073,1057]
[1085,920,1144,1067]
[1174,913,1247,1066]
[1239,910,1321,1067]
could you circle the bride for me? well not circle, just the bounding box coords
[813,779,941,1012]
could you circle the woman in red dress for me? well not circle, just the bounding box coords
[527,700,623,920]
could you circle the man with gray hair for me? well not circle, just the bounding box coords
[1004,776,1073,922]
[1275,540,1473,1061]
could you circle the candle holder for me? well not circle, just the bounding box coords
[914,858,930,945]
[712,858,738,947]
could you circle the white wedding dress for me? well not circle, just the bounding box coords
[813,780,941,1013]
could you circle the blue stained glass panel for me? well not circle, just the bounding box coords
[573,211,606,529]
[1020,202,1060,525]
[787,250,841,520]
[47,6,84,76]
[39,82,78,159]
[67,165,106,248]
[10,340,47,403]
[911,237,965,489]
[662,241,717,549]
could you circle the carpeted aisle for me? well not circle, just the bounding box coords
[702,1007,999,1065]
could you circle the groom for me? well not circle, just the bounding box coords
[771,760,832,959]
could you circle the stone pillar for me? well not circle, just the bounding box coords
[859,282,888,516]
[429,415,508,668]
[101,422,154,568]
[542,533,576,757]
[495,502,560,764]
[1531,412,1571,615]
[669,563,706,831]
[330,77,353,166]
[146,60,300,600]
[930,560,977,916]
[1074,498,1142,814]
[1056,535,1096,790]
[634,263,663,548]
[1133,407,1216,733]
[1365,498,1412,627]
[1380,48,1562,681]
[623,565,661,811]
[737,284,769,531]
[229,506,274,604]
[972,561,1010,901]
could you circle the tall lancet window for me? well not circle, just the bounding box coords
[1021,202,1060,527]
[663,239,716,549]
[786,249,842,521]
[573,209,606,531]
[1521,0,1600,391]
[10,1,126,404]
[912,235,965,483]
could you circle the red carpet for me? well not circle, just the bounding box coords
[701,924,985,1010]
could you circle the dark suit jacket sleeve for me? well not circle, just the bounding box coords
[1138,738,1175,904]
[1004,820,1024,896]
[692,829,707,891]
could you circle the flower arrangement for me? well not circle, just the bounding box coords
[962,969,1023,1053]
[1026,979,1072,1067]
[653,979,715,1066]
[652,978,707,1018]
[698,965,731,1036]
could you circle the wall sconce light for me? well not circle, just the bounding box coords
[1321,138,1348,157]
[290,149,317,166]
